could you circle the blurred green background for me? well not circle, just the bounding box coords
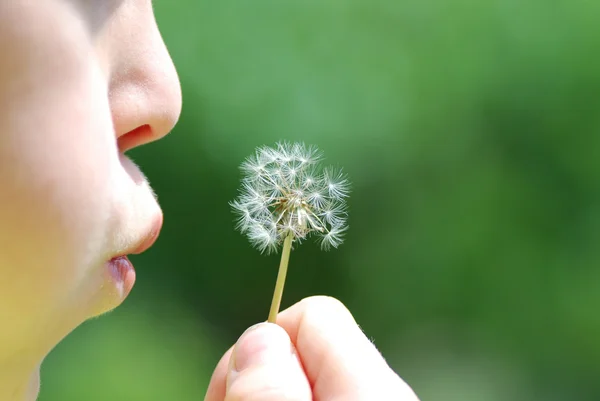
[39,1,599,400]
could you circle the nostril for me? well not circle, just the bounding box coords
[117,124,154,153]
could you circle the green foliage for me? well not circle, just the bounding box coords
[39,1,600,400]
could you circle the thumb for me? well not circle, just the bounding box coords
[225,323,311,401]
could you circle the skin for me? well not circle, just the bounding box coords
[205,296,420,401]
[0,1,419,400]
[0,1,181,398]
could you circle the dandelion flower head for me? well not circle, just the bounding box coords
[231,142,350,254]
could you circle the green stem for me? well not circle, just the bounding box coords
[268,234,293,323]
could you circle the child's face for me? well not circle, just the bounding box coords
[0,0,181,360]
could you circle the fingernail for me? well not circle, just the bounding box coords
[231,323,293,373]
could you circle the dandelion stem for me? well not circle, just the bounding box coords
[267,233,293,323]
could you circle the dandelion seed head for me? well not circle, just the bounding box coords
[231,142,350,253]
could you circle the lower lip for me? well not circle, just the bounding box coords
[106,256,136,298]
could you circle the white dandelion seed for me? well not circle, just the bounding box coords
[320,224,348,251]
[323,166,351,201]
[319,201,348,227]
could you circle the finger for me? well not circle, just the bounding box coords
[225,323,311,401]
[277,296,420,401]
[204,346,233,401]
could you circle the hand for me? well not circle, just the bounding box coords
[204,296,420,401]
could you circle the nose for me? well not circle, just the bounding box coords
[106,4,182,152]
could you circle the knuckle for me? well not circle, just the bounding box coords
[301,295,354,321]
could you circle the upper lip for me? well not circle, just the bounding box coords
[130,214,164,255]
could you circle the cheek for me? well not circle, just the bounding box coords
[0,47,116,333]
[0,1,165,350]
